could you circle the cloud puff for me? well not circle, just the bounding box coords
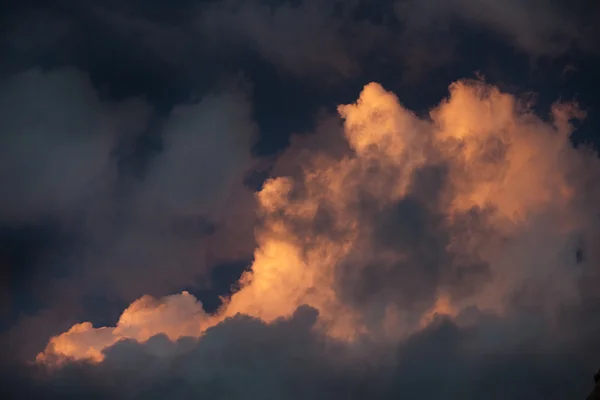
[37,291,210,364]
[30,79,600,398]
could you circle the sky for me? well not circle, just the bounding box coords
[1,0,600,399]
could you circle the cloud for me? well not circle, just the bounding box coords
[2,2,599,398]
[198,0,365,78]
[199,0,600,82]
[142,88,257,215]
[6,309,596,399]
[4,0,597,100]
[0,67,259,363]
[394,0,597,56]
[196,0,600,85]
[37,292,210,364]
[78,82,259,300]
[0,67,130,222]
[29,79,600,398]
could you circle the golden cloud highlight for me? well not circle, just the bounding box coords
[37,79,596,365]
[36,292,212,364]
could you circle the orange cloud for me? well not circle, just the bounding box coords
[37,292,211,364]
[38,79,595,365]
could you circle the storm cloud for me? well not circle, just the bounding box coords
[1,0,600,399]
[26,79,600,399]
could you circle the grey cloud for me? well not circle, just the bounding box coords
[0,68,258,362]
[4,0,596,95]
[143,88,257,215]
[395,0,596,56]
[1,309,77,369]
[76,89,259,301]
[198,0,365,78]
[0,67,131,222]
[4,306,597,399]
[198,0,599,85]
[2,1,600,399]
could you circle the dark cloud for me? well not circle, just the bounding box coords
[0,68,125,221]
[1,308,597,399]
[5,0,597,94]
[394,0,598,56]
[0,67,258,363]
[2,0,600,398]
